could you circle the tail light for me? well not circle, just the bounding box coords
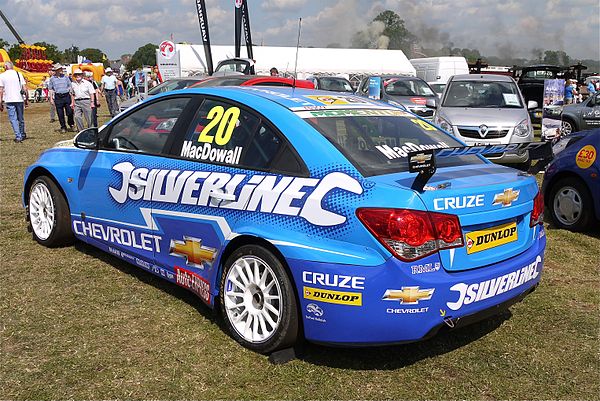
[356,208,464,262]
[530,191,544,227]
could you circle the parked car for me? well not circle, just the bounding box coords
[560,91,600,135]
[306,76,354,92]
[516,65,565,124]
[119,77,205,112]
[542,129,599,231]
[191,75,315,89]
[23,87,545,353]
[356,75,438,121]
[433,74,537,169]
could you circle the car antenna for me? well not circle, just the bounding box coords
[293,17,302,90]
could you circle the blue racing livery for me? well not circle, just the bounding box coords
[23,87,546,353]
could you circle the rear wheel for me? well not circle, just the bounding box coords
[561,119,576,135]
[219,245,298,354]
[548,177,594,231]
[28,176,73,247]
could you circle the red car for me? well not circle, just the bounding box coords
[191,75,315,89]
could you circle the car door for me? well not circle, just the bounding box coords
[75,95,197,276]
[581,93,600,130]
[153,96,307,305]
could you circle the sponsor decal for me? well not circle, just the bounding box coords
[159,40,175,59]
[302,272,365,290]
[465,222,518,254]
[376,141,450,160]
[433,194,484,211]
[446,255,542,311]
[411,262,441,275]
[538,226,545,239]
[382,287,435,304]
[175,265,210,303]
[303,286,362,306]
[109,247,174,279]
[575,145,596,169]
[492,188,520,207]
[109,162,363,227]
[305,303,326,323]
[305,95,371,105]
[73,219,162,252]
[386,307,429,314]
[169,236,216,269]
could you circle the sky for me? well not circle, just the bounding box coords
[1,0,599,61]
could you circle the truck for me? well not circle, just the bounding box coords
[409,56,469,96]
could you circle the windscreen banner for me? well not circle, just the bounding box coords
[196,0,214,75]
[368,77,381,100]
[541,78,565,141]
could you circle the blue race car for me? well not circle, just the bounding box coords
[23,87,546,353]
[542,129,600,231]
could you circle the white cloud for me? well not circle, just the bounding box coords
[261,0,307,12]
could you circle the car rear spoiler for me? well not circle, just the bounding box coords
[408,142,553,192]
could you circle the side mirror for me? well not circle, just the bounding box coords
[527,100,538,110]
[74,127,99,149]
[426,98,437,109]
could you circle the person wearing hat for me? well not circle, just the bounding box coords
[48,64,75,133]
[100,67,118,117]
[70,68,95,130]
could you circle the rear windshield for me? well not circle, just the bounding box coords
[298,109,482,176]
[148,79,197,95]
[443,80,523,108]
[319,78,353,92]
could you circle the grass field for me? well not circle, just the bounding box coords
[1,102,599,399]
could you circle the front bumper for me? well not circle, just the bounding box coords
[289,226,546,345]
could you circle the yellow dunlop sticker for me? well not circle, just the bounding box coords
[575,145,597,169]
[465,222,518,255]
[303,286,362,306]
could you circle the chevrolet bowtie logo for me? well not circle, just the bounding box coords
[169,237,216,269]
[493,188,520,207]
[411,153,431,163]
[382,287,435,304]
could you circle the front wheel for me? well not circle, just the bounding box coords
[28,176,74,247]
[561,119,575,135]
[219,245,298,354]
[548,177,594,231]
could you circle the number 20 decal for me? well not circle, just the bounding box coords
[198,106,241,145]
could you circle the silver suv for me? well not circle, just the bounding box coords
[433,74,537,168]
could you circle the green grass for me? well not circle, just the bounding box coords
[1,103,599,399]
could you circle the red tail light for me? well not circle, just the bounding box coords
[356,208,464,262]
[530,191,544,227]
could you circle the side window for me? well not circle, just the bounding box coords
[105,97,190,154]
[243,124,283,169]
[177,99,259,166]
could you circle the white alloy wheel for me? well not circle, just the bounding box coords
[553,186,582,226]
[29,182,56,241]
[224,256,283,343]
[561,120,573,135]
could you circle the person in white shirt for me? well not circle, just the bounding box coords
[0,61,28,142]
[70,68,96,130]
[100,67,119,117]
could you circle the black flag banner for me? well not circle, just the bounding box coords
[195,0,214,75]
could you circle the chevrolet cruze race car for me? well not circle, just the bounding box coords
[23,87,546,353]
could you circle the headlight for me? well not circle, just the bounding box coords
[435,116,453,133]
[514,119,530,137]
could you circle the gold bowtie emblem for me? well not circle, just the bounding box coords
[411,153,431,163]
[169,237,216,269]
[382,287,435,304]
[493,188,520,207]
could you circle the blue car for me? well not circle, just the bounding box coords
[542,129,600,231]
[23,87,546,353]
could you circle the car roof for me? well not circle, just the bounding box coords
[160,86,390,111]
[451,74,514,82]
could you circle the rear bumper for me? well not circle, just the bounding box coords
[289,225,546,345]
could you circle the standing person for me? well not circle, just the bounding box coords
[84,71,101,127]
[45,69,56,122]
[564,80,574,104]
[70,68,95,130]
[100,67,118,117]
[587,79,596,95]
[48,64,75,133]
[134,67,145,99]
[116,75,125,101]
[0,61,28,142]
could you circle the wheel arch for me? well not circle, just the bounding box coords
[544,171,595,217]
[561,114,579,132]
[24,167,70,210]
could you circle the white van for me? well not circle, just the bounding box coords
[409,56,469,96]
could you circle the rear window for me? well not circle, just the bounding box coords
[298,109,482,176]
[384,78,435,97]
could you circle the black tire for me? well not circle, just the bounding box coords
[548,177,594,231]
[219,245,298,354]
[28,176,74,247]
